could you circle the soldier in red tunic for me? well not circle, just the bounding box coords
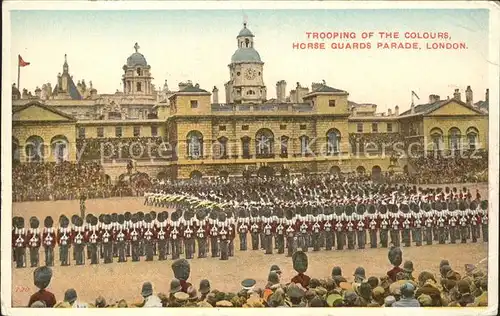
[27,216,41,267]
[13,216,27,268]
[73,217,86,265]
[85,215,100,264]
[143,213,156,261]
[42,216,56,267]
[115,214,129,262]
[58,216,72,266]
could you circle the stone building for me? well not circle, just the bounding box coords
[11,23,489,181]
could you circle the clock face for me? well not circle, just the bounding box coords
[244,68,256,80]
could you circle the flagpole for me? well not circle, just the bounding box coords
[17,58,20,90]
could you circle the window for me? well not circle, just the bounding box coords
[387,123,393,133]
[137,82,142,92]
[280,124,287,130]
[242,125,249,131]
[467,127,478,150]
[448,127,461,151]
[187,131,203,159]
[372,123,378,132]
[78,127,85,139]
[190,100,198,109]
[137,68,142,76]
[219,125,226,131]
[327,129,341,155]
[300,124,307,130]
[115,127,122,138]
[215,137,228,159]
[133,126,141,137]
[246,90,255,95]
[241,137,251,159]
[97,127,104,138]
[329,100,336,107]
[300,136,310,155]
[280,136,289,158]
[357,123,363,133]
[151,126,158,137]
[255,128,274,158]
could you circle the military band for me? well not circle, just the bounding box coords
[12,185,490,268]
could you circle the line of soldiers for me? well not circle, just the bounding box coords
[12,185,489,268]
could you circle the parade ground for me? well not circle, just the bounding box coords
[11,183,489,307]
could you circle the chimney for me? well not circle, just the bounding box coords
[212,86,219,104]
[465,86,473,106]
[428,94,441,103]
[394,105,399,116]
[35,86,42,99]
[388,108,392,116]
[453,88,461,101]
[485,88,489,103]
[195,83,200,89]
[276,80,287,103]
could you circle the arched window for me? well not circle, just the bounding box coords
[255,129,274,158]
[299,135,310,156]
[241,136,251,159]
[280,136,289,158]
[25,135,45,162]
[137,68,142,76]
[448,127,461,151]
[245,38,250,48]
[466,127,479,150]
[356,166,366,174]
[429,127,443,151]
[190,170,202,180]
[215,137,229,159]
[246,90,255,95]
[137,82,142,92]
[326,129,341,155]
[187,131,203,159]
[51,135,69,163]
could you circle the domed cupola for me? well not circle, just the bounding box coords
[122,43,153,95]
[225,22,267,104]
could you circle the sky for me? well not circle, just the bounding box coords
[9,8,490,112]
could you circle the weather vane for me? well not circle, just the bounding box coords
[134,42,140,53]
[243,13,248,27]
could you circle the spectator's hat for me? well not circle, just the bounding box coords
[30,300,46,308]
[339,281,352,291]
[403,260,414,273]
[141,282,153,297]
[187,286,198,301]
[170,278,182,293]
[33,266,53,289]
[309,278,320,288]
[314,286,327,296]
[292,250,308,274]
[270,264,281,275]
[117,300,128,308]
[446,269,461,281]
[457,280,470,294]
[418,294,433,306]
[64,288,77,304]
[465,263,476,274]
[384,295,396,306]
[331,266,342,277]
[199,279,210,294]
[95,296,106,307]
[44,216,53,228]
[172,258,190,281]
[197,301,213,307]
[216,300,233,307]
[326,293,343,307]
[353,266,366,280]
[400,282,415,298]
[286,284,305,299]
[268,272,280,285]
[388,246,403,267]
[241,278,256,290]
[372,286,385,299]
[30,216,39,229]
[357,282,372,299]
[344,290,358,303]
[174,291,189,303]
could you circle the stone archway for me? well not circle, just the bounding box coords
[372,165,382,178]
[190,170,203,180]
[25,135,45,162]
[356,166,366,175]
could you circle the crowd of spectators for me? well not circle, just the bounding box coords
[409,151,488,184]
[26,259,488,308]
[76,137,170,161]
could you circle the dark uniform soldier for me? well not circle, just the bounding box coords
[367,205,378,248]
[27,217,41,267]
[469,201,480,243]
[389,204,401,247]
[116,214,129,262]
[448,201,458,244]
[262,211,274,255]
[379,204,390,248]
[298,209,309,252]
[195,210,207,258]
[130,213,142,262]
[70,215,79,261]
[150,211,158,256]
[102,214,113,263]
[170,211,181,260]
[436,202,447,244]
[458,201,469,243]
[227,211,236,257]
[411,203,423,246]
[275,209,286,254]
[86,215,100,264]
[323,208,334,250]
[345,205,356,250]
[111,213,119,258]
[209,210,219,257]
[285,209,297,257]
[157,212,169,260]
[58,216,71,266]
[237,209,249,251]
[143,214,156,261]
[98,214,106,258]
[480,200,488,242]
[250,209,260,251]
[423,203,434,245]
[42,216,56,267]
[219,212,229,260]
[334,206,346,250]
[85,214,93,260]
[124,212,133,257]
[13,217,27,268]
[356,204,366,250]
[400,204,411,247]
[73,217,86,265]
[183,210,195,260]
[137,212,146,256]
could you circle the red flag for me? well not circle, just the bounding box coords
[18,55,30,67]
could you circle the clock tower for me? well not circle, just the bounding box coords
[225,22,267,104]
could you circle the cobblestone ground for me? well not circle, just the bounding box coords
[11,183,489,307]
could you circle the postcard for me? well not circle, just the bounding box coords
[1,1,498,316]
